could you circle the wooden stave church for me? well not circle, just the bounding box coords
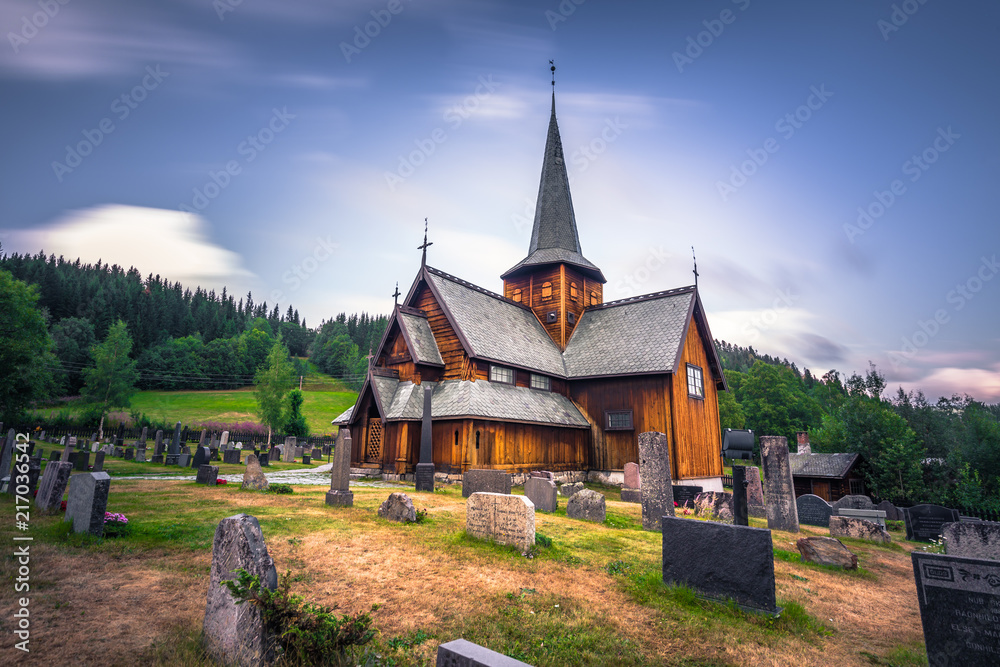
[333,91,728,490]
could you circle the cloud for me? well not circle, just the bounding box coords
[791,333,847,363]
[898,364,1000,403]
[4,204,254,294]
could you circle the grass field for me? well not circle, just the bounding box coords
[0,471,931,666]
[35,386,357,437]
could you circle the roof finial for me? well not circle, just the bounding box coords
[692,246,699,288]
[392,281,401,307]
[418,217,433,267]
[549,60,555,88]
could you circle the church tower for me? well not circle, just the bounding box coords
[502,90,606,350]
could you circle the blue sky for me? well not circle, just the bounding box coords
[1,0,998,402]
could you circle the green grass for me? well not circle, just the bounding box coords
[34,387,357,436]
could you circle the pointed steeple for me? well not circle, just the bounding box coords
[502,88,604,283]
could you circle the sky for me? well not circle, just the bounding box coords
[1,0,998,402]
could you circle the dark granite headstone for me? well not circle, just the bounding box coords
[415,386,435,492]
[193,446,211,469]
[64,472,111,536]
[912,551,1000,666]
[311,447,323,460]
[662,516,780,615]
[74,451,90,471]
[125,447,135,460]
[796,494,835,527]
[203,514,278,666]
[67,452,77,465]
[35,461,72,513]
[325,431,353,507]
[524,477,557,512]
[92,451,105,473]
[169,422,182,456]
[462,469,512,498]
[302,455,311,464]
[639,431,674,531]
[152,454,164,464]
[258,452,269,467]
[435,638,531,666]
[154,429,165,456]
[223,449,241,465]
[877,500,904,522]
[760,435,799,532]
[904,504,961,542]
[672,485,702,509]
[49,451,59,462]
[0,428,15,477]
[196,465,219,486]
[177,453,191,467]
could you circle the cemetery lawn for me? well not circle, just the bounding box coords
[34,387,358,436]
[0,482,929,667]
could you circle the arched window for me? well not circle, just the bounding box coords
[475,431,481,450]
[541,282,552,299]
[512,288,522,303]
[590,291,599,305]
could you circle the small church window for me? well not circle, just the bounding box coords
[512,288,522,303]
[590,291,598,305]
[530,374,550,391]
[605,410,633,431]
[569,282,578,300]
[489,365,514,384]
[849,478,865,495]
[541,282,552,299]
[687,364,704,399]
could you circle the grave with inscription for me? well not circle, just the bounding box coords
[904,504,961,542]
[64,472,111,536]
[743,466,766,518]
[796,494,834,527]
[877,499,904,522]
[35,461,72,513]
[672,485,702,509]
[325,431,353,507]
[760,435,799,532]
[831,494,875,511]
[466,492,535,553]
[912,551,1000,666]
[943,521,1000,561]
[524,476,557,512]
[462,469,512,498]
[662,516,780,615]
[639,431,674,532]
[835,508,886,527]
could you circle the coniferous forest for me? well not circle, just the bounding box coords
[2,249,998,509]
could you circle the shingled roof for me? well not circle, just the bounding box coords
[501,93,605,283]
[397,310,444,366]
[788,452,861,479]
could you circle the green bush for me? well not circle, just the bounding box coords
[222,569,377,665]
[268,484,294,495]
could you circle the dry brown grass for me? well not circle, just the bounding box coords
[0,482,926,666]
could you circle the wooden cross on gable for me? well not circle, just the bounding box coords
[418,217,433,267]
[392,282,401,307]
[364,345,375,369]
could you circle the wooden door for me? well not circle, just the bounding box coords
[365,418,383,463]
[812,480,830,501]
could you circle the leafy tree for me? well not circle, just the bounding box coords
[81,319,139,438]
[50,316,96,394]
[285,389,309,438]
[0,269,57,421]
[718,387,746,430]
[734,361,822,448]
[254,341,295,445]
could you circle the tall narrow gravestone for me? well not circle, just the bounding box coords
[638,431,674,532]
[65,472,111,536]
[35,461,73,513]
[153,430,165,456]
[732,465,749,526]
[203,514,278,666]
[744,466,766,518]
[166,422,181,465]
[325,431,353,507]
[760,436,799,532]
[621,461,641,503]
[0,429,15,480]
[912,551,1000,666]
[281,436,296,463]
[415,386,435,492]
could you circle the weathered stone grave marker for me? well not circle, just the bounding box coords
[35,461,72,513]
[559,481,583,497]
[242,455,269,491]
[639,431,674,532]
[435,638,532,666]
[65,472,111,536]
[325,431,353,507]
[196,464,219,486]
[829,516,891,543]
[567,488,605,523]
[281,436,296,463]
[524,476,557,512]
[760,435,799,532]
[621,461,641,503]
[462,469,512,498]
[466,492,535,553]
[796,536,857,569]
[943,521,1000,561]
[831,494,875,511]
[378,492,417,523]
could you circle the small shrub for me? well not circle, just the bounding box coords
[222,569,377,665]
[414,508,428,523]
[103,512,132,538]
[535,533,553,548]
[268,483,294,495]
[606,560,632,576]
[885,519,905,532]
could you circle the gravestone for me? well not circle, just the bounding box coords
[203,514,278,667]
[835,508,887,527]
[912,551,1000,666]
[74,451,90,471]
[124,447,134,461]
[35,461,72,513]
[567,488,605,523]
[796,536,858,569]
[271,444,282,460]
[177,453,191,467]
[210,447,219,461]
[435,638,532,667]
[196,465,219,486]
[64,472,111,536]
[48,450,59,462]
[693,491,734,522]
[169,422,182,456]
[311,447,322,460]
[559,481,583,497]
[524,477,557,512]
[302,455,310,465]
[943,521,1000,561]
[294,446,304,458]
[113,447,124,458]
[466,492,535,552]
[91,442,100,453]
[621,461,641,503]
[151,454,164,464]
[0,429,14,477]
[672,485,703,509]
[325,431,353,507]
[831,494,875,511]
[462,469,512,498]
[25,459,42,498]
[281,437,296,463]
[92,451,105,473]
[639,431,674,531]
[415,386,435,492]
[378,492,417,523]
[259,452,269,467]
[154,430,165,455]
[829,516,891,543]
[760,435,799,532]
[662,516,780,615]
[904,504,961,542]
[877,500,904,522]
[193,446,211,469]
[219,431,229,447]
[138,426,148,447]
[199,429,207,447]
[796,494,834,527]
[60,443,73,462]
[242,455,269,491]
[223,450,241,465]
[743,466,766,518]
[732,466,749,526]
[134,448,146,463]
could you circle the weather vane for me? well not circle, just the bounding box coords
[418,217,433,267]
[692,246,699,288]
[392,281,401,307]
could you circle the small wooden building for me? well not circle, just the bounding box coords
[334,90,728,489]
[789,452,866,502]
